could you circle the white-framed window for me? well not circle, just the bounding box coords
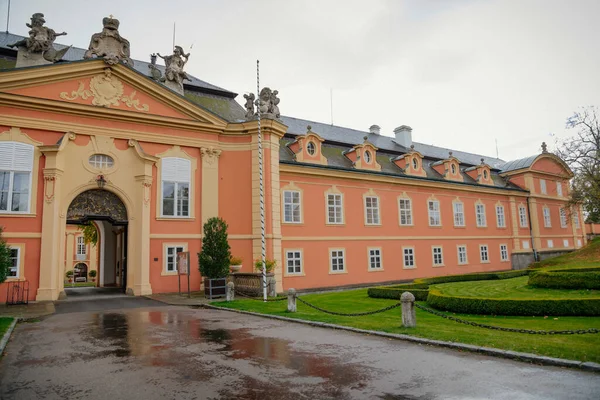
[519,205,528,228]
[432,246,443,266]
[547,239,554,249]
[543,207,551,227]
[563,239,569,248]
[285,250,303,274]
[161,157,190,217]
[283,190,302,223]
[500,244,509,261]
[479,245,489,263]
[165,245,184,273]
[574,210,580,228]
[368,248,382,270]
[556,181,563,197]
[330,249,345,272]
[0,142,33,213]
[428,200,441,226]
[457,245,468,265]
[540,179,547,194]
[560,208,567,228]
[306,141,316,156]
[496,205,506,228]
[365,196,380,225]
[403,247,415,268]
[76,236,86,256]
[88,154,114,169]
[327,193,343,224]
[476,203,486,227]
[577,239,582,247]
[8,247,20,278]
[453,202,465,227]
[522,240,530,249]
[364,150,372,163]
[398,198,413,226]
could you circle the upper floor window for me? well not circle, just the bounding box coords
[8,247,20,278]
[574,210,580,228]
[76,236,86,256]
[89,154,114,169]
[283,190,302,223]
[365,196,380,225]
[556,181,563,197]
[161,157,190,217]
[476,203,487,227]
[0,142,33,213]
[540,179,547,194]
[496,205,506,228]
[560,208,567,228]
[543,207,551,227]
[453,202,465,227]
[519,205,528,228]
[428,200,441,226]
[306,141,316,156]
[398,198,413,226]
[327,193,343,224]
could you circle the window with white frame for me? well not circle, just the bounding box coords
[522,240,530,249]
[403,247,415,268]
[547,239,554,248]
[330,249,345,272]
[285,250,302,274]
[327,193,343,224]
[500,244,508,261]
[306,141,316,156]
[543,207,551,227]
[161,157,190,217]
[365,196,380,225]
[519,205,528,228]
[496,205,506,228]
[453,202,465,227]
[577,239,582,247]
[432,246,443,266]
[476,203,486,227]
[480,245,489,262]
[428,200,441,226]
[574,210,580,228]
[8,247,19,278]
[540,179,547,194]
[556,181,563,197]
[368,248,382,270]
[165,245,184,273]
[457,245,467,265]
[76,236,86,256]
[560,208,567,228]
[563,239,569,248]
[398,198,412,226]
[88,154,114,169]
[0,142,33,213]
[283,190,301,223]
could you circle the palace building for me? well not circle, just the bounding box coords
[0,15,586,302]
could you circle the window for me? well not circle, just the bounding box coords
[0,142,33,213]
[306,141,316,156]
[165,246,184,272]
[480,245,489,263]
[556,181,563,197]
[560,208,567,228]
[8,247,19,278]
[161,157,190,217]
[432,247,443,266]
[476,203,486,227]
[547,239,554,249]
[88,154,114,169]
[398,198,412,226]
[403,247,415,268]
[283,190,301,223]
[412,158,418,169]
[522,240,530,249]
[483,169,489,180]
[330,249,345,272]
[364,150,372,163]
[451,163,457,174]
[327,193,343,224]
[76,236,86,256]
[365,196,380,225]
[574,210,580,228]
[453,202,465,227]
[519,205,528,228]
[457,245,467,265]
[500,244,508,261]
[368,248,382,270]
[285,250,302,274]
[577,239,582,247]
[563,239,569,248]
[496,205,506,228]
[428,200,441,226]
[543,207,551,227]
[540,179,547,194]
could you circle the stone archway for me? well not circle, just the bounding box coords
[67,189,128,225]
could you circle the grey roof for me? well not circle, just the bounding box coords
[499,155,538,173]
[281,116,507,169]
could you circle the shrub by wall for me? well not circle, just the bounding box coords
[528,270,600,290]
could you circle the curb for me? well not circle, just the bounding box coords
[0,318,18,357]
[202,304,600,373]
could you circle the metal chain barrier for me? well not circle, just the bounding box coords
[414,303,600,335]
[234,288,287,302]
[296,296,401,316]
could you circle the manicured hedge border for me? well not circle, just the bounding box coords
[528,270,600,290]
[368,287,429,301]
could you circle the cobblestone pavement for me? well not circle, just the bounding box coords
[1,305,599,400]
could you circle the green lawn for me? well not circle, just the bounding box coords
[215,288,600,363]
[0,317,14,339]
[64,282,97,288]
[535,237,600,270]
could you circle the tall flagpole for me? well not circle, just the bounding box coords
[257,60,267,301]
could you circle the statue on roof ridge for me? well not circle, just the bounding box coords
[8,13,71,67]
[243,93,255,120]
[84,16,133,66]
[254,87,281,120]
[157,46,191,95]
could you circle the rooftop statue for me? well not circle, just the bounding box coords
[8,13,70,66]
[84,16,133,66]
[243,93,255,120]
[157,46,191,94]
[256,87,281,119]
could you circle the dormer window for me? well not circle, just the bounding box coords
[285,127,328,166]
[306,141,316,156]
[483,170,489,180]
[412,158,418,169]
[451,164,456,174]
[344,136,381,171]
[364,150,372,163]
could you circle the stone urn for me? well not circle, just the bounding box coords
[230,264,242,273]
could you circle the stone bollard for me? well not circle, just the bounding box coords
[287,288,297,312]
[226,281,235,302]
[401,292,416,328]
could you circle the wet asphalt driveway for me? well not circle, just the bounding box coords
[1,301,599,400]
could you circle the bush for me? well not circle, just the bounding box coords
[427,288,600,316]
[229,256,243,265]
[88,270,97,278]
[368,287,429,301]
[528,270,600,290]
[198,217,231,279]
[416,269,528,285]
[0,227,11,284]
[254,258,277,273]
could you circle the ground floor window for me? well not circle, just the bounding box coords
[330,249,345,272]
[500,244,508,261]
[403,247,415,268]
[166,246,185,273]
[9,247,19,278]
[479,245,489,263]
[285,250,302,274]
[432,246,443,266]
[368,248,382,270]
[457,245,467,265]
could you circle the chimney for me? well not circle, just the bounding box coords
[369,125,381,135]
[394,125,412,148]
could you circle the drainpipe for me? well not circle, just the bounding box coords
[526,196,538,262]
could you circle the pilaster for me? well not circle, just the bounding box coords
[200,147,222,224]
[132,175,153,296]
[529,198,542,251]
[509,196,520,250]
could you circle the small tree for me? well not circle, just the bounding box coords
[0,227,11,284]
[198,217,231,279]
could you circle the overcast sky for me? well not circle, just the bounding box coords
[2,0,599,162]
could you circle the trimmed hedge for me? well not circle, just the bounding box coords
[415,269,528,285]
[528,270,600,290]
[427,289,600,316]
[367,287,429,301]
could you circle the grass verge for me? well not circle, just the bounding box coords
[0,317,14,338]
[214,288,600,363]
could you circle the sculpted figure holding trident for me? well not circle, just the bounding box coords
[8,13,69,62]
